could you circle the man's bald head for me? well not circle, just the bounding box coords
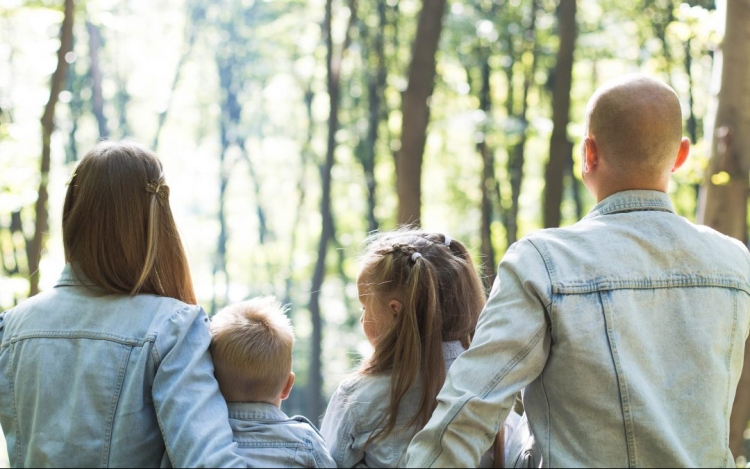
[585,74,683,178]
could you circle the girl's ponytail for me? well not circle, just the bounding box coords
[359,229,485,444]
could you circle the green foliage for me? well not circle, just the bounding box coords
[0,0,725,418]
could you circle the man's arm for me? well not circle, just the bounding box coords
[405,238,552,468]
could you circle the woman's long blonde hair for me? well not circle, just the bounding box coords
[63,141,196,304]
[359,229,486,443]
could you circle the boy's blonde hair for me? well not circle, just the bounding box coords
[209,297,295,403]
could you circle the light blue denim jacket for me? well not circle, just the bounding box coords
[228,402,336,468]
[321,341,514,468]
[406,190,750,468]
[0,265,245,468]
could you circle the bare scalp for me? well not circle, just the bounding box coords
[586,74,683,178]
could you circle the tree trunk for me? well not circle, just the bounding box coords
[505,0,540,247]
[308,0,357,423]
[152,2,202,150]
[544,0,576,228]
[696,0,750,459]
[28,0,75,297]
[358,2,386,233]
[475,57,497,286]
[86,21,108,139]
[396,0,447,226]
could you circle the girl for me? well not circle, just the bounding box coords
[0,141,243,467]
[321,230,519,467]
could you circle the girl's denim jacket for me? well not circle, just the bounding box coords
[406,190,750,468]
[0,265,244,468]
[321,342,516,468]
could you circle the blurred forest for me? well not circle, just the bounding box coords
[1,0,750,463]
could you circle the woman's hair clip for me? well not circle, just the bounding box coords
[146,179,170,207]
[65,171,77,186]
[443,235,452,246]
[411,252,423,262]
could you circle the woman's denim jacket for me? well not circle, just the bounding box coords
[321,341,513,468]
[0,265,245,468]
[406,190,750,468]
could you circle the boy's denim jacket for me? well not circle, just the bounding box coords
[321,341,502,468]
[228,402,336,468]
[0,265,244,467]
[406,190,750,468]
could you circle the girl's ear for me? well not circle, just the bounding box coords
[389,300,402,316]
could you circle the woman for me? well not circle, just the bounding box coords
[0,141,243,467]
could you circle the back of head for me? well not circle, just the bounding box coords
[210,297,295,403]
[585,74,683,178]
[63,141,195,304]
[359,229,486,440]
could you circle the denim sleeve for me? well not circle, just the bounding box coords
[320,383,363,467]
[152,305,245,468]
[405,239,552,468]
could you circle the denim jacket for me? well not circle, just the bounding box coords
[228,402,335,468]
[406,190,750,468]
[0,265,244,468]
[321,341,513,468]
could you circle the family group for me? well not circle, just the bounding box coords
[1,74,749,468]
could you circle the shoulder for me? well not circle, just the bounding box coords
[334,372,391,405]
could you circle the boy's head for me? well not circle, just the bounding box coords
[581,74,690,201]
[209,297,295,405]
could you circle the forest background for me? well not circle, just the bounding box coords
[1,0,750,466]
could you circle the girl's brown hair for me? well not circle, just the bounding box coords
[359,229,486,443]
[63,141,196,304]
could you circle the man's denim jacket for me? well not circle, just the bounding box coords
[228,402,336,468]
[406,190,750,468]
[0,265,244,467]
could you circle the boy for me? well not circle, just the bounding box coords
[210,297,336,468]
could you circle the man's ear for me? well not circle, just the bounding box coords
[671,137,690,173]
[583,136,599,173]
[280,372,295,401]
[389,300,402,316]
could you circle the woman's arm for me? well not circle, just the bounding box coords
[152,305,245,468]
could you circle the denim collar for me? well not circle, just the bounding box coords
[227,402,288,421]
[583,190,675,220]
[54,263,98,288]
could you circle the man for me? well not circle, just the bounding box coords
[405,74,750,467]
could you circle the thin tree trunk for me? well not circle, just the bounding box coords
[475,56,497,286]
[696,0,750,459]
[358,2,386,233]
[283,85,315,309]
[544,0,576,228]
[86,21,108,139]
[308,0,357,423]
[506,0,540,247]
[152,3,200,150]
[29,0,75,297]
[396,0,447,226]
